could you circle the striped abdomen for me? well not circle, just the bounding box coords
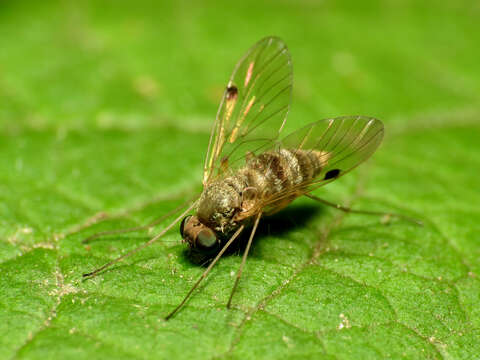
[243,148,329,193]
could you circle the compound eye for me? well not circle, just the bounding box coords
[196,228,217,250]
[180,215,192,238]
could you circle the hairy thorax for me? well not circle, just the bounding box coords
[197,180,242,236]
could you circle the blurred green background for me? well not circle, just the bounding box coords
[2,0,478,132]
[1,1,479,359]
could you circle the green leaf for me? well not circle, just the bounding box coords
[1,1,479,359]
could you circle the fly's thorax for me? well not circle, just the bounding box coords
[197,180,243,234]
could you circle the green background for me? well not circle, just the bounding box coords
[1,1,479,359]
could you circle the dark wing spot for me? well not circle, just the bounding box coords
[226,85,238,100]
[324,169,341,180]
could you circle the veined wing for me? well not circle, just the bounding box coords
[260,116,384,208]
[203,36,293,185]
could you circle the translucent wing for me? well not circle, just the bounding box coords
[203,36,293,185]
[260,116,384,208]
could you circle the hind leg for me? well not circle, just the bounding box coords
[305,193,422,226]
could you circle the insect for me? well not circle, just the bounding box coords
[83,36,420,320]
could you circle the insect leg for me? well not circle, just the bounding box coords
[82,197,196,244]
[305,194,423,226]
[164,225,245,320]
[226,212,262,309]
[82,200,198,279]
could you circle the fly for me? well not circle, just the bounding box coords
[82,36,421,320]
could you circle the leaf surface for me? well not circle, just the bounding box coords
[1,1,479,359]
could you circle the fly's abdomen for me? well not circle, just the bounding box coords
[243,148,329,196]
